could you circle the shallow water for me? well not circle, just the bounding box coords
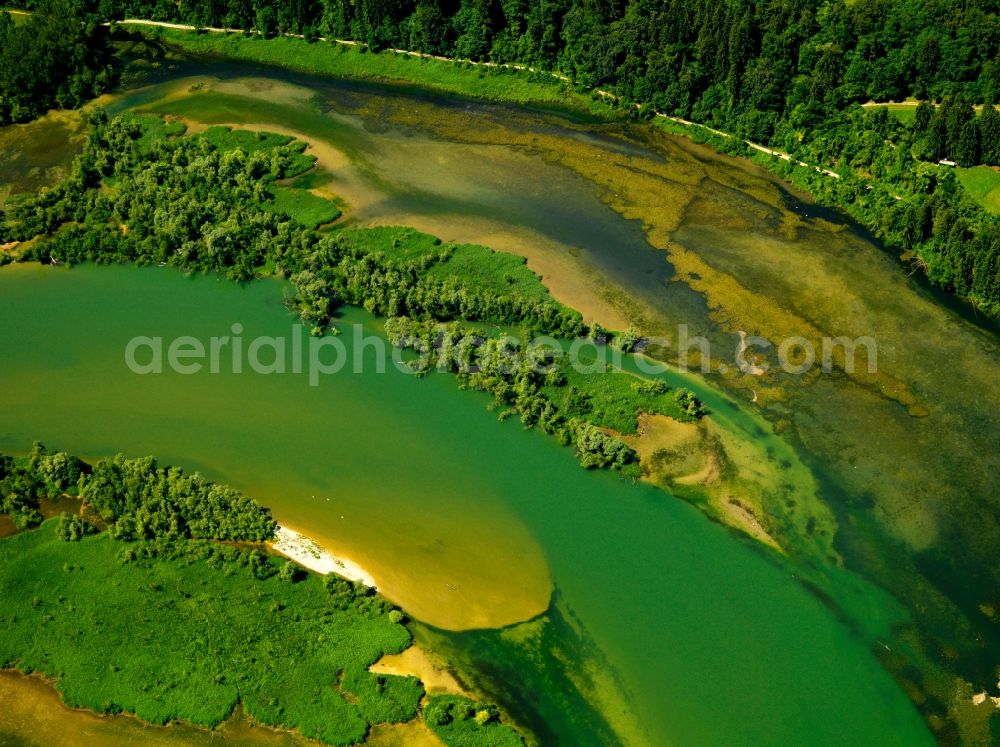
[0,671,311,746]
[0,109,86,209]
[110,71,727,342]
[0,263,931,745]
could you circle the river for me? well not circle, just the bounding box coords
[0,264,929,744]
[1,51,996,744]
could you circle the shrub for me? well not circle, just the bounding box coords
[55,513,94,542]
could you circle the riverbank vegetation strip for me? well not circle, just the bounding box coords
[0,113,706,478]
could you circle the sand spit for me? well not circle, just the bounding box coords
[269,525,377,588]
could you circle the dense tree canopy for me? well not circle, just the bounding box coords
[0,443,276,542]
[0,0,112,125]
[10,0,1000,139]
[81,453,277,542]
[63,0,998,124]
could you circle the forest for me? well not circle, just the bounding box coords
[2,0,999,314]
[12,0,988,130]
[0,0,112,125]
[64,0,1000,122]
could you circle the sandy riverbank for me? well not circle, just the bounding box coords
[370,645,469,698]
[269,525,377,588]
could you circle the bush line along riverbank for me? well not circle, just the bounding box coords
[0,112,707,479]
[0,444,525,746]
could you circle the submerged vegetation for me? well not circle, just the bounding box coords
[0,446,524,745]
[91,0,1000,316]
[727,99,1000,318]
[0,72,991,739]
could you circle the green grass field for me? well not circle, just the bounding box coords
[545,354,692,434]
[340,226,558,306]
[957,165,1000,214]
[114,113,188,152]
[128,27,610,115]
[342,226,444,260]
[0,522,421,745]
[875,103,917,125]
[268,186,342,228]
[426,244,554,303]
[200,125,294,151]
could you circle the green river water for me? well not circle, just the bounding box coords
[0,263,929,745]
[1,51,998,745]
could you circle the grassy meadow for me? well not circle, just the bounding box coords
[543,347,695,433]
[956,165,1000,214]
[0,521,422,745]
[340,225,560,309]
[877,102,918,125]
[268,186,341,227]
